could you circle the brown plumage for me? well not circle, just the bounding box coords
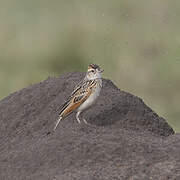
[52,64,103,131]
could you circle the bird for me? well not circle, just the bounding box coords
[53,64,103,131]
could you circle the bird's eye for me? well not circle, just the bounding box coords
[91,69,95,73]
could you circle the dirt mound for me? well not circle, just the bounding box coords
[0,72,179,180]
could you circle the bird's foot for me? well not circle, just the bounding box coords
[83,118,91,125]
[83,118,88,124]
[76,118,81,123]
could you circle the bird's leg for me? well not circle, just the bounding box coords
[83,118,88,124]
[76,111,81,123]
[53,116,62,131]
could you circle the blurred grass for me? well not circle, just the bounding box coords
[0,0,180,132]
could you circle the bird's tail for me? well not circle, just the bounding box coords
[53,116,63,131]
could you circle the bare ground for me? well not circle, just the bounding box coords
[0,72,179,180]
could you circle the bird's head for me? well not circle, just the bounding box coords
[86,64,104,80]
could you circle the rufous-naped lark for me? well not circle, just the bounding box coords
[53,64,103,131]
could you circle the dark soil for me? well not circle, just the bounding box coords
[0,72,179,180]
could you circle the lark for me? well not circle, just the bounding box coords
[53,64,103,131]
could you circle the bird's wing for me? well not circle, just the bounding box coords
[58,79,86,114]
[59,80,94,117]
[70,78,88,96]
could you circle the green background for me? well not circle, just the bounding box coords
[0,0,180,132]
